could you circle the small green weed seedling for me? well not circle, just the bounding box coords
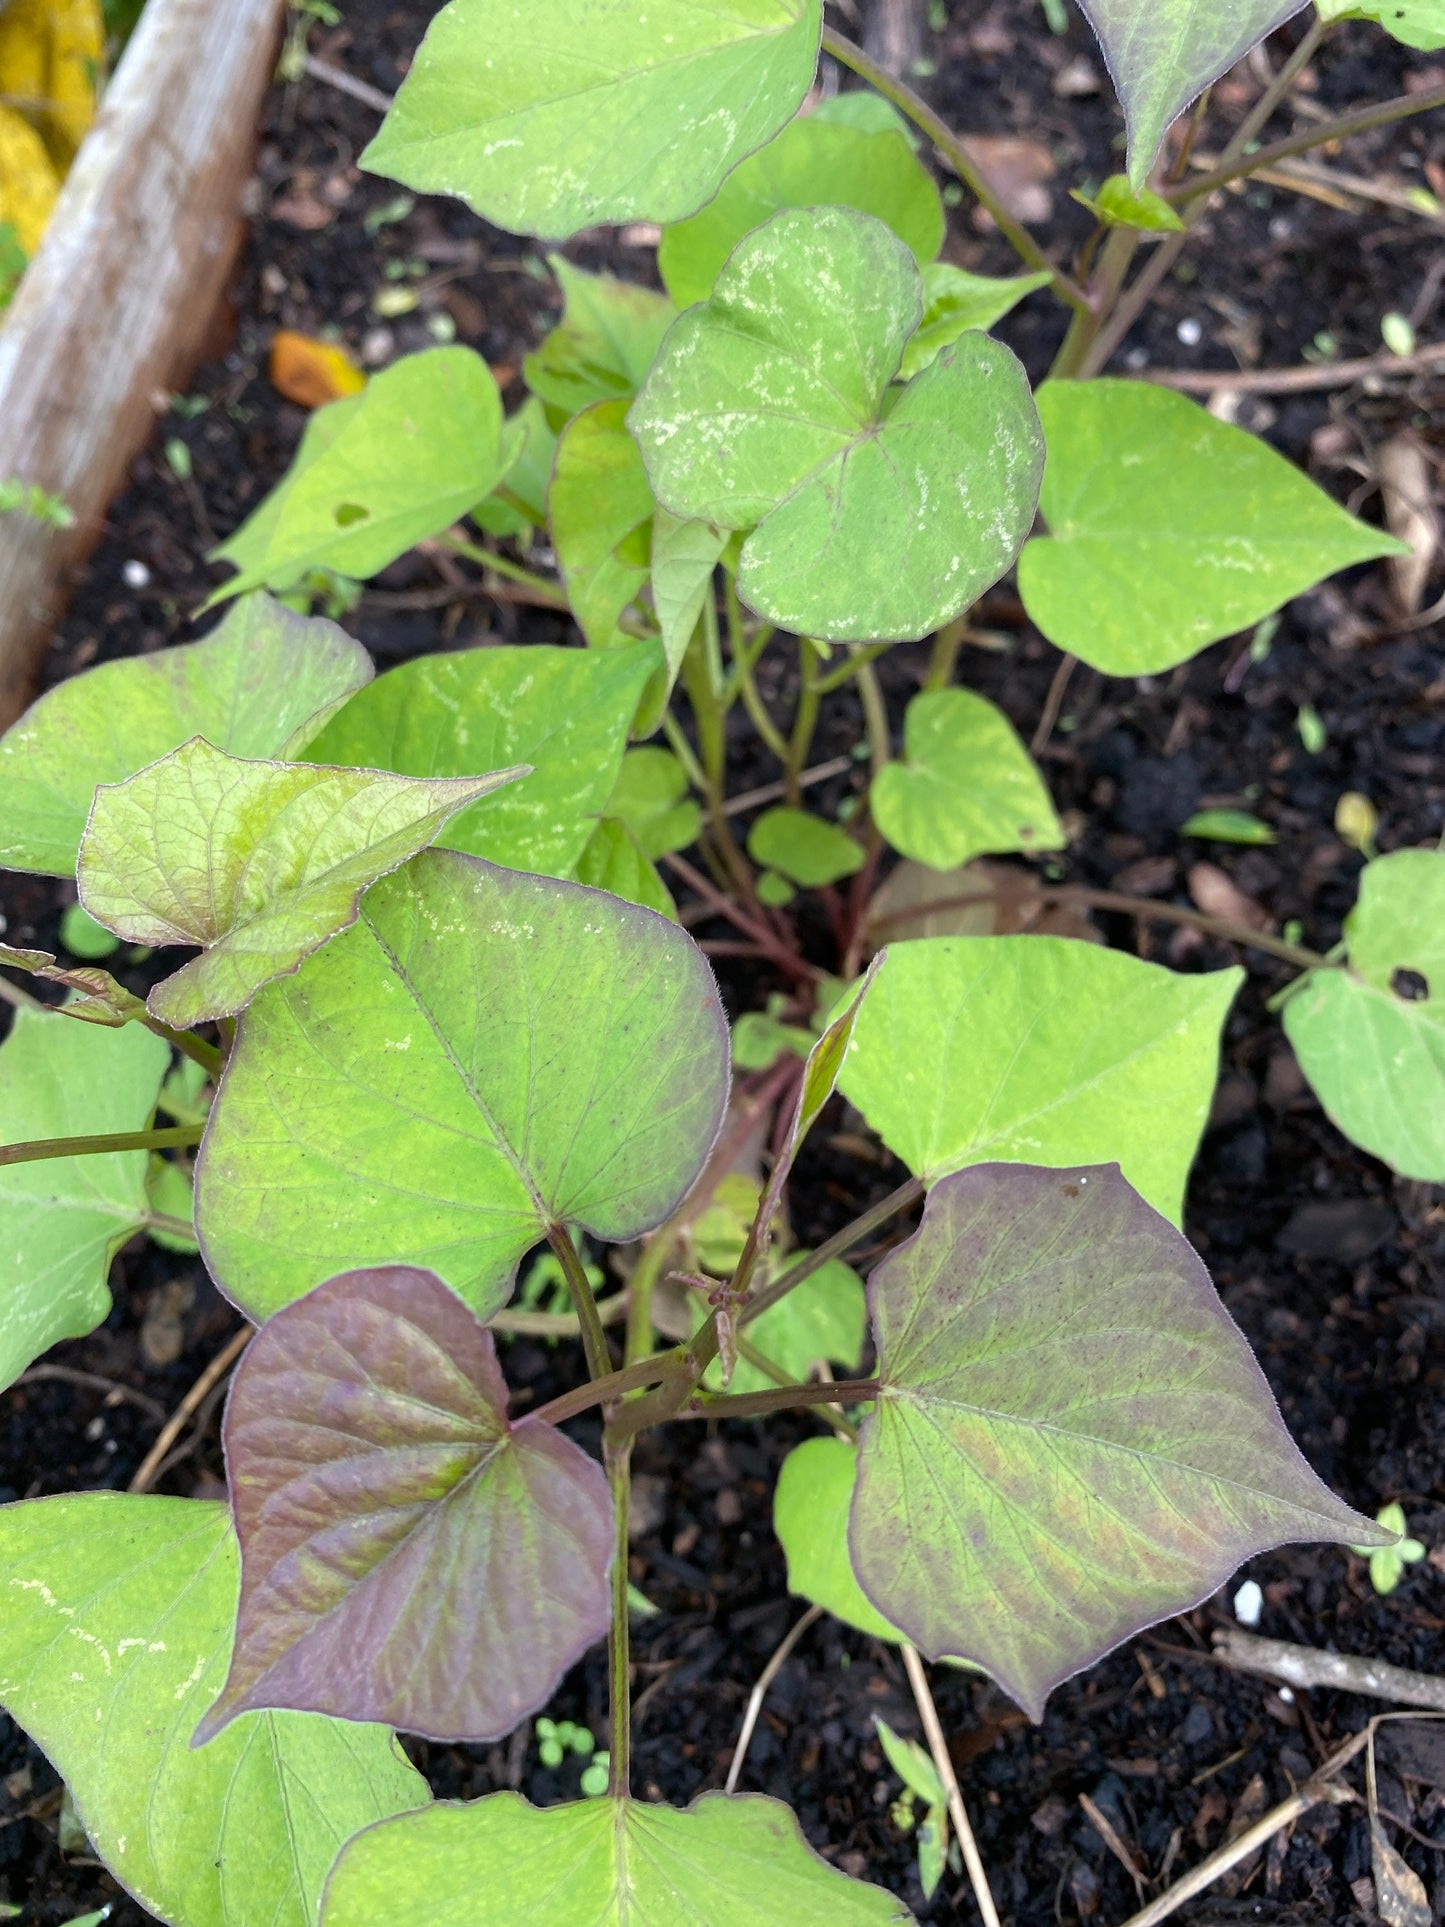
[0,2,1441,1921]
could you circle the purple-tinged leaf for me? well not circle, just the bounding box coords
[196,1265,613,1745]
[850,1162,1388,1719]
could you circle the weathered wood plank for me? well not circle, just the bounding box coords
[0,0,288,728]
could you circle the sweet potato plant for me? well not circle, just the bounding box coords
[0,1,1442,1922]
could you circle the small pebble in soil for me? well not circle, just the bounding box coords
[1233,1578,1264,1626]
[1176,317,1203,346]
[121,559,150,589]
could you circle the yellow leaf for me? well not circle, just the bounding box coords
[0,0,104,168]
[269,331,369,410]
[0,104,59,256]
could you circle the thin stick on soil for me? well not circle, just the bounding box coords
[1142,338,1445,394]
[724,1602,824,1796]
[128,1325,251,1495]
[1031,652,1077,754]
[15,1364,167,1424]
[1117,1728,1370,1927]
[1215,1630,1445,1712]
[901,1644,1001,1927]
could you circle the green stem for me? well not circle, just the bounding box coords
[547,1227,612,1382]
[159,1026,223,1079]
[856,660,892,774]
[680,1378,880,1423]
[732,1335,860,1441]
[605,1443,633,1798]
[491,1290,629,1339]
[435,535,569,609]
[922,619,967,692]
[0,1123,205,1169]
[660,712,708,796]
[1050,225,1139,381]
[533,1348,692,1430]
[728,593,790,768]
[144,1211,198,1242]
[624,1226,682,1367]
[812,641,895,698]
[785,639,823,805]
[607,1176,925,1449]
[821,27,1089,314]
[1166,78,1445,206]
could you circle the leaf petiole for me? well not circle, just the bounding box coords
[0,1123,205,1168]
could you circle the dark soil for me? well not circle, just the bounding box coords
[1,3,1442,1922]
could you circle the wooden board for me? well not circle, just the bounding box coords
[0,0,288,728]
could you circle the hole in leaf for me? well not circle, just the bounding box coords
[334,502,371,527]
[1391,967,1430,1003]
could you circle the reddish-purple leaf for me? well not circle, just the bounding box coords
[850,1163,1386,1719]
[195,1266,612,1746]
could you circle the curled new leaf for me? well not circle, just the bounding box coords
[630,207,1043,643]
[198,851,730,1323]
[198,1267,613,1745]
[321,1789,912,1925]
[850,1162,1386,1719]
[0,593,371,878]
[78,740,522,1028]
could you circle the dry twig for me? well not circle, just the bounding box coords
[1216,1629,1445,1713]
[724,1603,824,1796]
[901,1644,1001,1927]
[128,1326,251,1494]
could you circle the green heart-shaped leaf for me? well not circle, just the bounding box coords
[525,259,675,421]
[550,401,655,648]
[199,1266,612,1745]
[604,749,701,861]
[575,818,676,918]
[301,642,658,879]
[851,1161,1383,1717]
[321,1790,911,1925]
[361,0,824,241]
[748,807,864,888]
[872,688,1063,871]
[631,208,1043,642]
[213,349,507,598]
[1077,0,1309,187]
[1318,0,1445,47]
[838,936,1241,1223]
[658,114,943,308]
[0,1493,429,1927]
[1283,849,1445,1181]
[775,1436,903,1641]
[78,741,521,1027]
[898,263,1051,381]
[0,594,371,878]
[1018,381,1406,675]
[0,1010,170,1389]
[197,851,729,1323]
